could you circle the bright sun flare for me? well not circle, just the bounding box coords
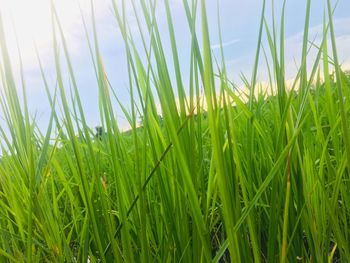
[0,0,92,68]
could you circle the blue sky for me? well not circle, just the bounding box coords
[0,0,350,131]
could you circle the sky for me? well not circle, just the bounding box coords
[0,0,349,131]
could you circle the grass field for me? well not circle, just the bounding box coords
[1,0,350,262]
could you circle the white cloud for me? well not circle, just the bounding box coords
[211,39,240,50]
[283,17,350,78]
[224,17,350,85]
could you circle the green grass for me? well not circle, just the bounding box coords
[1,0,350,262]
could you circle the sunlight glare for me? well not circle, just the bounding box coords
[0,0,92,69]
